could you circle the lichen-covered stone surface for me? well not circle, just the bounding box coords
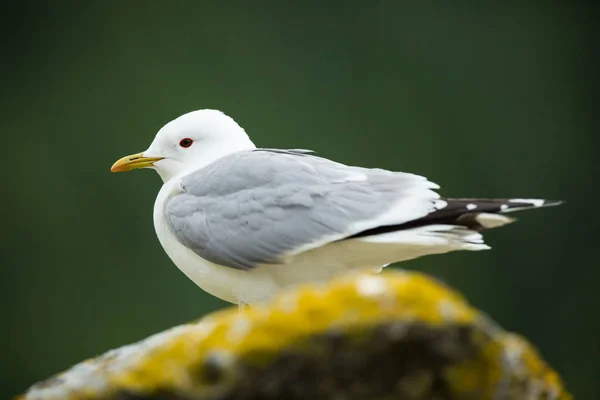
[20,271,571,400]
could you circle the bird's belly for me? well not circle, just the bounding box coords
[154,216,387,304]
[154,220,363,304]
[154,216,279,304]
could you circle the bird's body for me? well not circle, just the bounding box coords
[112,110,561,305]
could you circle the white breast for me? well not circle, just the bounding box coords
[152,180,280,304]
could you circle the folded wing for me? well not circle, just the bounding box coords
[164,149,440,270]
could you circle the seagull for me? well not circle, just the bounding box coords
[111,109,561,305]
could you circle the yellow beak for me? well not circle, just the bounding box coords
[110,152,164,172]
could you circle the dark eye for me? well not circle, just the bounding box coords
[179,138,193,148]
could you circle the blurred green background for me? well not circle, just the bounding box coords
[2,2,598,398]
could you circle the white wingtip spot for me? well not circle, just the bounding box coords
[500,204,509,211]
[476,213,515,229]
[356,275,387,297]
[509,198,545,207]
[434,200,448,209]
[466,203,477,210]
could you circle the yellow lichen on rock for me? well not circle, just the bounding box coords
[111,272,476,395]
[20,271,571,400]
[445,329,569,399]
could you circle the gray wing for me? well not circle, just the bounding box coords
[165,149,440,270]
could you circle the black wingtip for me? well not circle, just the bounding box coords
[347,196,564,239]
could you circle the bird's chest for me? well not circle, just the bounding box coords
[152,183,278,304]
[153,186,227,299]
